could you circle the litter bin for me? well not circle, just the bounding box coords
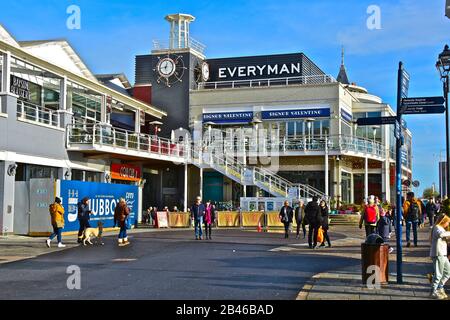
[361,234,389,285]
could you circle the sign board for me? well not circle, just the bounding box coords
[412,180,420,188]
[401,69,410,99]
[206,53,309,82]
[156,211,169,228]
[394,121,401,139]
[402,105,446,115]
[357,116,397,126]
[60,180,138,232]
[262,108,330,120]
[111,164,141,182]
[10,75,42,105]
[242,168,254,185]
[402,97,445,106]
[203,111,254,124]
[341,109,353,122]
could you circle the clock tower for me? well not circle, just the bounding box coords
[135,13,208,137]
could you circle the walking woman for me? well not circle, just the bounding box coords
[204,201,216,240]
[114,198,130,247]
[319,200,331,247]
[430,214,450,299]
[46,197,66,248]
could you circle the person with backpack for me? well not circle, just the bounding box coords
[359,195,380,237]
[77,197,92,244]
[403,192,422,248]
[279,200,294,239]
[46,197,66,248]
[305,196,321,249]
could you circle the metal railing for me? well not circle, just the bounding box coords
[152,36,206,55]
[67,124,186,159]
[197,74,336,90]
[208,134,385,159]
[189,143,326,200]
[16,100,60,127]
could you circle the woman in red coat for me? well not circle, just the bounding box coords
[114,198,130,246]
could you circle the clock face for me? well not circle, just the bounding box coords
[157,58,176,78]
[201,63,210,82]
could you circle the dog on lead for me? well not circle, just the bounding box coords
[82,221,104,246]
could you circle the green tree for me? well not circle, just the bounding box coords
[422,187,440,199]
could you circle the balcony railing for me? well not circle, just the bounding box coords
[67,124,186,159]
[197,74,336,90]
[16,100,60,128]
[214,134,386,159]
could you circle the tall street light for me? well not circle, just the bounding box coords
[436,44,450,197]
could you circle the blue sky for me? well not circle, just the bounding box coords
[1,0,449,195]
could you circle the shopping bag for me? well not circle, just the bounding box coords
[317,227,324,243]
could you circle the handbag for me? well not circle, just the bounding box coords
[125,218,132,230]
[56,220,64,229]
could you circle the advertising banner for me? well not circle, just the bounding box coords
[156,212,169,228]
[168,213,190,228]
[60,181,138,232]
[242,212,264,227]
[203,111,254,124]
[111,164,141,182]
[217,212,240,227]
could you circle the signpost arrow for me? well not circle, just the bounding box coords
[402,96,445,106]
[356,116,397,126]
[402,105,446,115]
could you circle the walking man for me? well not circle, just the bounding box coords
[114,198,130,246]
[191,196,206,240]
[77,197,92,244]
[279,200,294,239]
[295,200,306,239]
[305,196,321,249]
[426,198,438,228]
[403,192,422,247]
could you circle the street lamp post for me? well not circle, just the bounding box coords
[149,121,163,136]
[436,44,450,198]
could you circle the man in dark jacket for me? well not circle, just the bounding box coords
[426,198,438,228]
[279,200,294,239]
[190,196,206,240]
[305,196,321,249]
[77,197,92,244]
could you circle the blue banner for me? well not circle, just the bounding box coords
[60,180,138,232]
[203,111,254,124]
[341,109,353,122]
[262,108,330,120]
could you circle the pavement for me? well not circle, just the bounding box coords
[0,224,441,300]
[295,225,439,300]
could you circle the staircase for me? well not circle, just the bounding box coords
[329,214,361,226]
[188,144,325,200]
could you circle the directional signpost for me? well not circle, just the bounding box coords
[401,97,445,115]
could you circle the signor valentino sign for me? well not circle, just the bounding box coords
[203,111,254,124]
[262,108,330,120]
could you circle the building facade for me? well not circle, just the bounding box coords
[135,14,414,209]
[0,25,188,235]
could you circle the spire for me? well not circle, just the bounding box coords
[337,46,350,85]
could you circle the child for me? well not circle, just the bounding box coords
[376,209,393,253]
[430,214,450,300]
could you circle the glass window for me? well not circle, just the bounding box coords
[287,121,295,136]
[26,165,58,180]
[296,121,304,136]
[342,121,352,136]
[322,120,330,136]
[68,81,102,124]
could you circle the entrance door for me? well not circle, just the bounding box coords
[14,181,30,235]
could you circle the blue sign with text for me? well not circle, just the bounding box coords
[203,112,254,124]
[60,181,138,232]
[262,108,330,120]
